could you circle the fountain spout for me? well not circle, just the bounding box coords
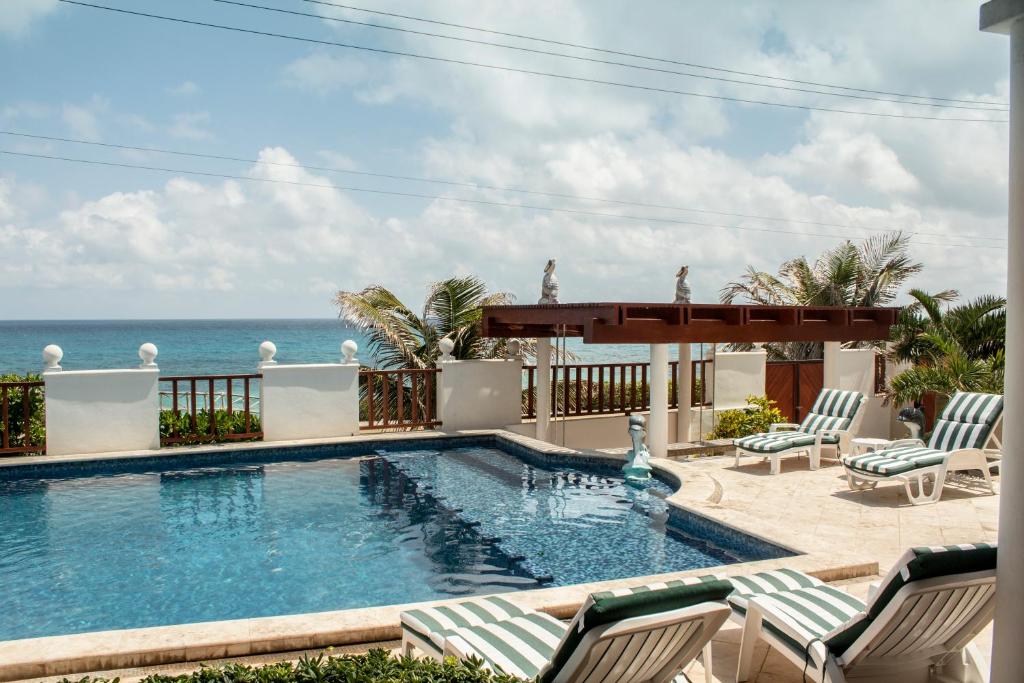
[622,415,653,483]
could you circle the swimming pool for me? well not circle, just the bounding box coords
[0,436,791,641]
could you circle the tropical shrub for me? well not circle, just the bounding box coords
[159,409,262,445]
[709,395,784,439]
[59,649,526,683]
[721,232,921,360]
[0,373,46,451]
[886,290,1006,406]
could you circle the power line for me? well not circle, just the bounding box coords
[1,129,1007,243]
[57,0,1008,124]
[210,0,1007,113]
[0,148,1005,251]
[300,0,1009,108]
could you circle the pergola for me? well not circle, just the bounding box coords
[482,302,899,457]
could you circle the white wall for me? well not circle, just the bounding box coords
[516,406,725,450]
[838,349,891,439]
[260,363,360,441]
[713,350,767,410]
[44,369,160,455]
[437,359,522,432]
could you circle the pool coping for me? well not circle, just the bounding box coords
[0,430,880,681]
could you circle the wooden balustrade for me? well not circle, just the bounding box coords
[0,380,45,455]
[159,374,262,445]
[521,359,712,419]
[360,368,440,431]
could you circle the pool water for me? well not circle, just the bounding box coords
[0,442,785,641]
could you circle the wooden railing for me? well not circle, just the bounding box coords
[874,353,888,395]
[522,359,712,419]
[360,368,441,431]
[0,380,45,455]
[159,374,263,445]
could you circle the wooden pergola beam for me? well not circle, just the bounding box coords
[481,303,899,344]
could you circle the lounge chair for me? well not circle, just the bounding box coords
[401,576,732,683]
[734,389,868,475]
[841,391,1003,505]
[729,543,997,683]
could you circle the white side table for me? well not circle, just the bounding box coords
[850,437,893,456]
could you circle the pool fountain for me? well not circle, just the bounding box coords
[622,414,653,483]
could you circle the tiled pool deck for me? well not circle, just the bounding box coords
[1,430,1000,682]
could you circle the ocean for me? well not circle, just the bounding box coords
[0,320,691,376]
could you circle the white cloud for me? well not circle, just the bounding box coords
[61,97,108,141]
[168,112,215,141]
[0,0,58,36]
[168,81,200,96]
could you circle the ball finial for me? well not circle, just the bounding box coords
[507,339,522,359]
[138,342,159,368]
[259,340,278,366]
[341,339,358,364]
[42,344,64,372]
[438,337,455,361]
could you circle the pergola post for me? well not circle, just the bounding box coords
[535,338,552,442]
[649,344,669,458]
[823,341,841,388]
[981,3,1024,680]
[677,343,692,443]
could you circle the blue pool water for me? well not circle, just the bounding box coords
[0,439,789,641]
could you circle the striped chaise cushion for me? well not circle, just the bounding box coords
[400,595,528,655]
[798,389,865,433]
[822,543,997,656]
[842,392,1003,476]
[735,388,864,453]
[745,584,866,671]
[735,431,832,454]
[842,445,947,475]
[727,568,826,614]
[927,392,1003,452]
[444,577,733,682]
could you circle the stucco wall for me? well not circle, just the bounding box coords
[44,369,160,456]
[260,363,360,441]
[712,350,767,409]
[838,349,892,439]
[437,359,523,431]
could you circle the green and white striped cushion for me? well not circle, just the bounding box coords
[735,431,834,454]
[823,543,997,656]
[927,392,1003,452]
[443,612,566,679]
[727,568,826,613]
[749,584,866,672]
[841,446,947,475]
[400,595,528,654]
[798,389,865,433]
[589,574,724,599]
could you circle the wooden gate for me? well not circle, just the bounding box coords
[765,360,823,423]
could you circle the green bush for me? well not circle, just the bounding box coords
[709,395,785,439]
[160,409,262,445]
[0,373,45,451]
[60,649,527,683]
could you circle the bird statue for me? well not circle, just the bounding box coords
[539,258,560,304]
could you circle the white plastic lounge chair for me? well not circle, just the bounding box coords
[734,389,868,475]
[402,576,732,683]
[841,392,1003,505]
[728,543,996,683]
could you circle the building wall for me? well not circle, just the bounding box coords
[437,359,523,432]
[838,349,892,439]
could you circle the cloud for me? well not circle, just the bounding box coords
[168,112,215,141]
[168,81,200,96]
[61,97,108,141]
[0,0,58,36]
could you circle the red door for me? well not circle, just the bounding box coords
[765,361,824,423]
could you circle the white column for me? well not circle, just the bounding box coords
[649,344,669,458]
[677,343,692,443]
[982,3,1024,679]
[535,338,552,442]
[823,341,841,389]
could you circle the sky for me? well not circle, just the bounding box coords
[0,0,1013,319]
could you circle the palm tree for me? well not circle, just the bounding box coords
[334,276,518,369]
[720,232,921,360]
[886,290,1005,406]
